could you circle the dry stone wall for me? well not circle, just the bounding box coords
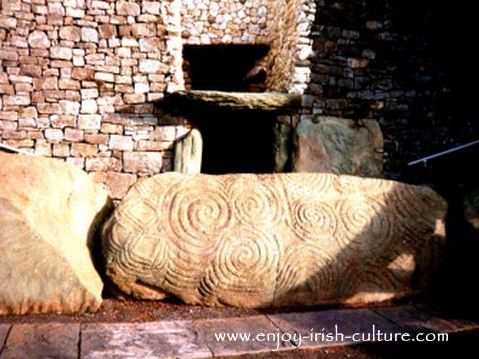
[2,0,469,191]
[303,0,478,178]
[180,0,271,45]
[1,0,314,198]
[0,0,189,198]
[266,0,315,93]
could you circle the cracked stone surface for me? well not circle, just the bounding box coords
[0,323,79,359]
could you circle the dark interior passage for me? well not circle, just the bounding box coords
[183,44,270,92]
[191,110,276,174]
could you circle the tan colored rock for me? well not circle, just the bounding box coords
[293,116,384,177]
[102,173,447,308]
[116,1,140,16]
[59,79,80,90]
[50,47,73,60]
[98,25,117,39]
[71,143,98,157]
[20,65,42,78]
[37,103,62,114]
[123,152,162,174]
[123,93,145,104]
[0,153,111,315]
[72,68,95,81]
[130,23,156,37]
[0,50,18,61]
[0,84,14,95]
[105,172,137,199]
[27,31,50,49]
[59,26,81,42]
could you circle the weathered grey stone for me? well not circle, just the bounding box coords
[464,188,479,230]
[165,91,302,113]
[174,128,203,174]
[274,122,292,172]
[293,116,383,177]
[267,308,399,349]
[102,173,446,308]
[0,153,110,315]
[193,316,287,355]
[81,321,210,359]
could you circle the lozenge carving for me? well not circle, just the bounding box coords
[102,173,447,308]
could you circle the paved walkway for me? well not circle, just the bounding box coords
[0,304,478,358]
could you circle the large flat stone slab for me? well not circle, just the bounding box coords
[374,305,479,334]
[81,321,211,359]
[103,172,447,308]
[0,325,10,352]
[164,91,302,113]
[267,308,401,348]
[0,305,476,358]
[193,315,290,356]
[0,323,79,359]
[0,153,110,315]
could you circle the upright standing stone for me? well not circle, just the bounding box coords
[0,153,110,315]
[293,116,384,177]
[174,128,203,174]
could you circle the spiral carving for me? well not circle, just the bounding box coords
[336,197,393,251]
[103,172,447,308]
[165,178,232,245]
[226,176,283,225]
[389,184,445,240]
[275,244,332,297]
[291,200,338,240]
[200,227,281,306]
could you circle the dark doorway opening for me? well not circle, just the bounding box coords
[191,109,276,174]
[183,44,270,92]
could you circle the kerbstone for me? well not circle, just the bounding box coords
[103,173,447,308]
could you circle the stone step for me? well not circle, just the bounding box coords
[1,305,478,358]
